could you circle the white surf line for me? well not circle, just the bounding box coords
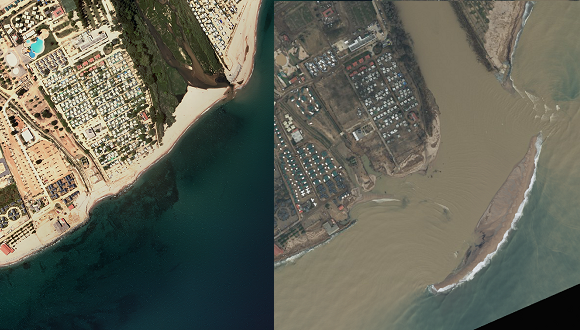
[429,133,543,294]
[508,1,536,92]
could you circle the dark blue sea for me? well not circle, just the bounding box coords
[0,1,273,329]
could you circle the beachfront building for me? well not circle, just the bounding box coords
[0,243,14,255]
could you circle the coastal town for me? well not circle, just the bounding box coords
[0,0,261,265]
[274,1,440,262]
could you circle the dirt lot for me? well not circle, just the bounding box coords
[387,128,424,164]
[299,27,328,56]
[314,71,366,132]
[355,131,395,175]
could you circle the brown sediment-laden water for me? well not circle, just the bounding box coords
[275,2,579,329]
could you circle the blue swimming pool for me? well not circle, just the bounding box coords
[30,38,43,54]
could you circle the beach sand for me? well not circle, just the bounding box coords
[432,133,541,292]
[0,0,263,267]
[484,2,526,74]
[224,0,263,88]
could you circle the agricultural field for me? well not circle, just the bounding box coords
[315,71,365,132]
[346,1,377,28]
[285,4,314,32]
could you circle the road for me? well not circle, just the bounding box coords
[0,89,92,191]
[0,94,48,198]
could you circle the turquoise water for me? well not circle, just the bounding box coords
[30,38,43,54]
[0,1,272,329]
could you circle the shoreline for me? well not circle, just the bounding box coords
[274,220,357,267]
[430,133,543,294]
[504,1,535,92]
[0,0,263,268]
[483,1,529,92]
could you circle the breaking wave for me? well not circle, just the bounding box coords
[428,133,543,294]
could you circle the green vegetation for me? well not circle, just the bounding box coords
[449,2,493,72]
[139,0,192,66]
[171,0,223,74]
[39,33,60,56]
[41,109,52,118]
[349,1,377,28]
[288,53,300,66]
[55,28,75,38]
[53,21,72,32]
[103,43,113,55]
[0,184,21,209]
[72,0,103,28]
[35,23,50,34]
[38,86,56,109]
[110,0,187,141]
[276,224,306,248]
[61,0,77,12]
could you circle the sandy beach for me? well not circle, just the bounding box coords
[0,0,263,267]
[484,1,527,89]
[431,133,542,293]
[225,0,263,89]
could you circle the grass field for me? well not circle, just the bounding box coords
[37,33,59,59]
[60,0,77,12]
[348,1,377,28]
[300,28,326,56]
[315,71,364,131]
[0,184,21,209]
[285,5,314,32]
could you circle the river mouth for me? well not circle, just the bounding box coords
[137,0,231,89]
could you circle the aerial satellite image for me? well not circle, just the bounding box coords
[275,1,578,329]
[0,0,271,328]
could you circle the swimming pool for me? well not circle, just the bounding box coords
[30,38,44,54]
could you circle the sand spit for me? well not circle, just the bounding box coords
[431,133,542,293]
[0,0,262,268]
[484,1,527,89]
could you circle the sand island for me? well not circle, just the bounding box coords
[0,0,262,266]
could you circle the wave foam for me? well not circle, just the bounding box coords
[429,133,543,294]
[508,1,535,91]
